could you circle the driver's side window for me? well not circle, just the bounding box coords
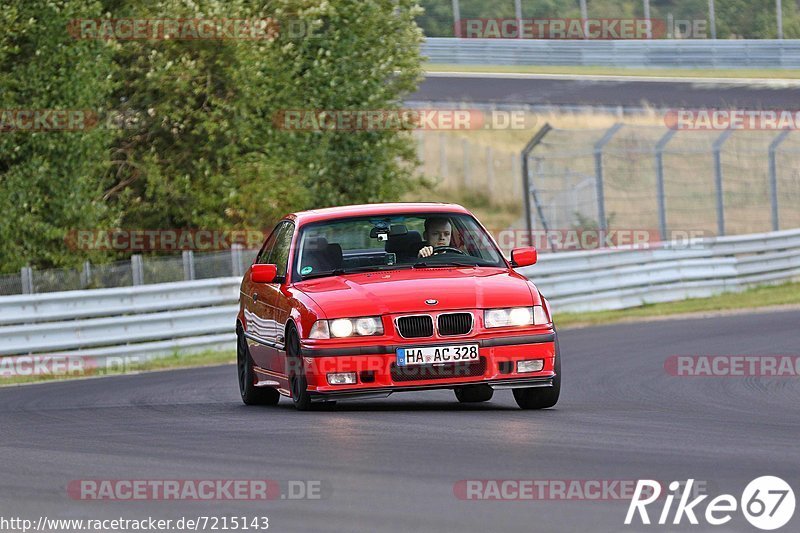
[255,224,281,264]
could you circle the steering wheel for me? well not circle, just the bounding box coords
[432,246,466,255]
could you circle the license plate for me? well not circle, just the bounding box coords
[396,344,479,366]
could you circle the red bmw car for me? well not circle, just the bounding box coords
[236,203,560,410]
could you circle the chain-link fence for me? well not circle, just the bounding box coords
[525,124,800,238]
[416,131,524,205]
[417,122,800,239]
[1,247,258,296]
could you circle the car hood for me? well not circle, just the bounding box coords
[295,267,537,317]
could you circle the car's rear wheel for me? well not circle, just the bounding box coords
[237,328,280,406]
[513,334,561,410]
[454,384,494,403]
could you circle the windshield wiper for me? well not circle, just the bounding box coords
[300,264,414,280]
[300,268,346,280]
[413,261,477,268]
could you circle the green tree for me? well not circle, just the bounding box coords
[0,0,118,273]
[105,0,425,231]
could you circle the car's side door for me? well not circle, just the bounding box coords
[259,221,295,375]
[243,225,282,369]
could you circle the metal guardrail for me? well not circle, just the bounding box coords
[422,38,800,68]
[520,228,800,312]
[1,229,799,361]
[0,278,241,359]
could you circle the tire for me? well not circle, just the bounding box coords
[286,327,313,411]
[454,384,494,403]
[237,328,280,406]
[513,333,561,410]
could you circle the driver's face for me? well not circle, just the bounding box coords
[426,222,451,247]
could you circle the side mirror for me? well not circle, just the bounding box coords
[251,264,278,283]
[511,247,537,268]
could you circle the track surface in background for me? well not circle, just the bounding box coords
[1,310,799,532]
[413,75,800,108]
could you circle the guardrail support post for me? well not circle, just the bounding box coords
[182,250,196,281]
[131,255,144,285]
[769,130,791,231]
[713,130,734,236]
[594,124,624,232]
[21,267,34,294]
[655,129,677,241]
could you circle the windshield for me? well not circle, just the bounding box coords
[291,213,506,281]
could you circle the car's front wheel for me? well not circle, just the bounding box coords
[286,327,314,411]
[237,328,280,406]
[454,384,494,403]
[513,334,561,410]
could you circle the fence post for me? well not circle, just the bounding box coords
[231,244,244,277]
[713,130,734,236]
[182,250,196,281]
[452,0,461,37]
[521,123,553,242]
[511,153,521,197]
[594,124,624,231]
[462,138,471,188]
[21,266,34,294]
[654,129,677,241]
[486,146,494,193]
[131,255,144,285]
[768,130,791,231]
[439,133,447,179]
[81,260,92,289]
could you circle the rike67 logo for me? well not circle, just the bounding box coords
[625,477,795,530]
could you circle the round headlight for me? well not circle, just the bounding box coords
[354,317,379,336]
[485,309,508,328]
[330,318,354,338]
[509,307,533,326]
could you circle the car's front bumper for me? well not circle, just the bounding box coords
[300,332,557,400]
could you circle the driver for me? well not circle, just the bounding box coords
[418,217,453,258]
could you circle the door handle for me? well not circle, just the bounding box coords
[252,292,258,302]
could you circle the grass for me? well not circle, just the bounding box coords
[554,281,800,329]
[0,349,235,387]
[425,63,800,80]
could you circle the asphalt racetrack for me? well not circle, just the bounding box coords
[413,73,800,109]
[1,309,799,532]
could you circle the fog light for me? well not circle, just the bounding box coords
[516,359,544,373]
[327,372,357,385]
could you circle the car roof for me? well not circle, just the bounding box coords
[286,202,472,226]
